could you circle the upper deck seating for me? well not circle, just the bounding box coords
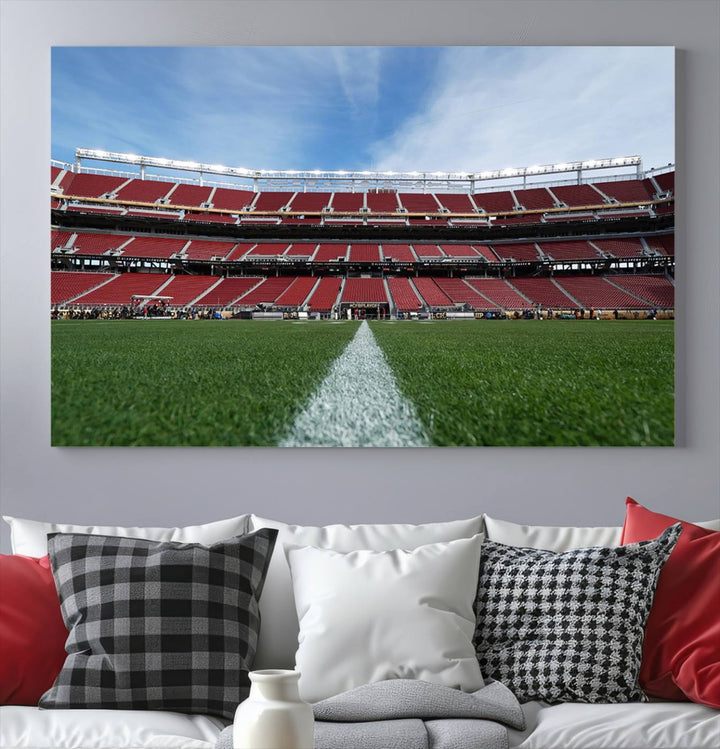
[313,244,349,262]
[513,187,556,210]
[381,244,417,262]
[184,240,237,261]
[287,192,332,212]
[490,242,541,262]
[182,212,238,224]
[465,278,532,309]
[252,191,294,211]
[555,276,650,310]
[70,233,131,255]
[412,244,444,259]
[342,278,387,304]
[471,244,501,263]
[654,171,675,194]
[434,278,498,310]
[51,167,74,191]
[245,243,290,257]
[159,275,219,306]
[167,183,213,208]
[225,244,257,261]
[609,274,674,308]
[285,243,318,258]
[472,190,516,213]
[72,273,171,306]
[64,173,127,198]
[193,277,262,307]
[348,244,381,262]
[237,276,296,305]
[550,183,607,207]
[330,192,365,212]
[51,271,114,305]
[51,230,75,250]
[365,192,399,212]
[538,240,602,261]
[510,278,579,309]
[388,278,423,311]
[210,187,255,211]
[306,277,341,310]
[593,179,654,203]
[412,277,453,307]
[275,277,318,307]
[438,244,480,258]
[434,193,476,212]
[120,236,188,259]
[115,178,174,203]
[398,193,441,213]
[592,238,646,258]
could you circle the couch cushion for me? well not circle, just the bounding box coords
[39,530,277,721]
[2,514,251,557]
[248,514,484,669]
[474,525,681,703]
[0,555,67,705]
[622,498,720,708]
[0,705,226,749]
[287,535,485,702]
[508,700,720,748]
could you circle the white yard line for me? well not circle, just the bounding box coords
[280,321,430,447]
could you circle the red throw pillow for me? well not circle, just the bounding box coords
[0,554,68,704]
[621,497,720,707]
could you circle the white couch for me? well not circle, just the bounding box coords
[1,513,718,749]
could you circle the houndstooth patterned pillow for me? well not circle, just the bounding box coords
[474,523,681,704]
[39,529,277,719]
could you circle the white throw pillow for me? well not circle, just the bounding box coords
[482,513,720,552]
[286,535,485,703]
[2,514,250,557]
[481,515,621,551]
[249,514,483,670]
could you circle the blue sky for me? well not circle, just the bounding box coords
[52,46,674,178]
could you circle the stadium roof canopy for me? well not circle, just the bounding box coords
[73,148,645,192]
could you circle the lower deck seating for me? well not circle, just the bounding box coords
[342,278,388,303]
[465,278,532,310]
[51,231,75,250]
[285,243,319,258]
[306,277,341,310]
[71,273,171,306]
[434,278,498,309]
[224,244,257,261]
[592,238,646,258]
[158,276,220,307]
[438,244,480,258]
[388,278,423,311]
[313,244,349,262]
[555,276,650,310]
[275,277,318,307]
[245,243,290,257]
[70,233,131,255]
[193,277,262,307]
[412,244,444,259]
[51,272,114,305]
[237,277,296,305]
[609,275,675,308]
[120,236,188,259]
[510,278,579,309]
[412,277,453,307]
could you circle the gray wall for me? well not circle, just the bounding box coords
[1,1,719,553]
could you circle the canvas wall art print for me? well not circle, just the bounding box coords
[50,46,675,446]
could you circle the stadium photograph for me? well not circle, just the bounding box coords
[50,46,675,447]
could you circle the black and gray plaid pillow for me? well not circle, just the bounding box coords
[39,528,277,719]
[474,523,681,704]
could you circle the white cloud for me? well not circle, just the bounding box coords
[332,47,382,113]
[370,47,674,174]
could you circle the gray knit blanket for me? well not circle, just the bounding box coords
[216,679,525,749]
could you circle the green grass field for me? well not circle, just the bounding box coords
[52,319,674,447]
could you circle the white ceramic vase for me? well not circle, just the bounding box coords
[233,670,314,749]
